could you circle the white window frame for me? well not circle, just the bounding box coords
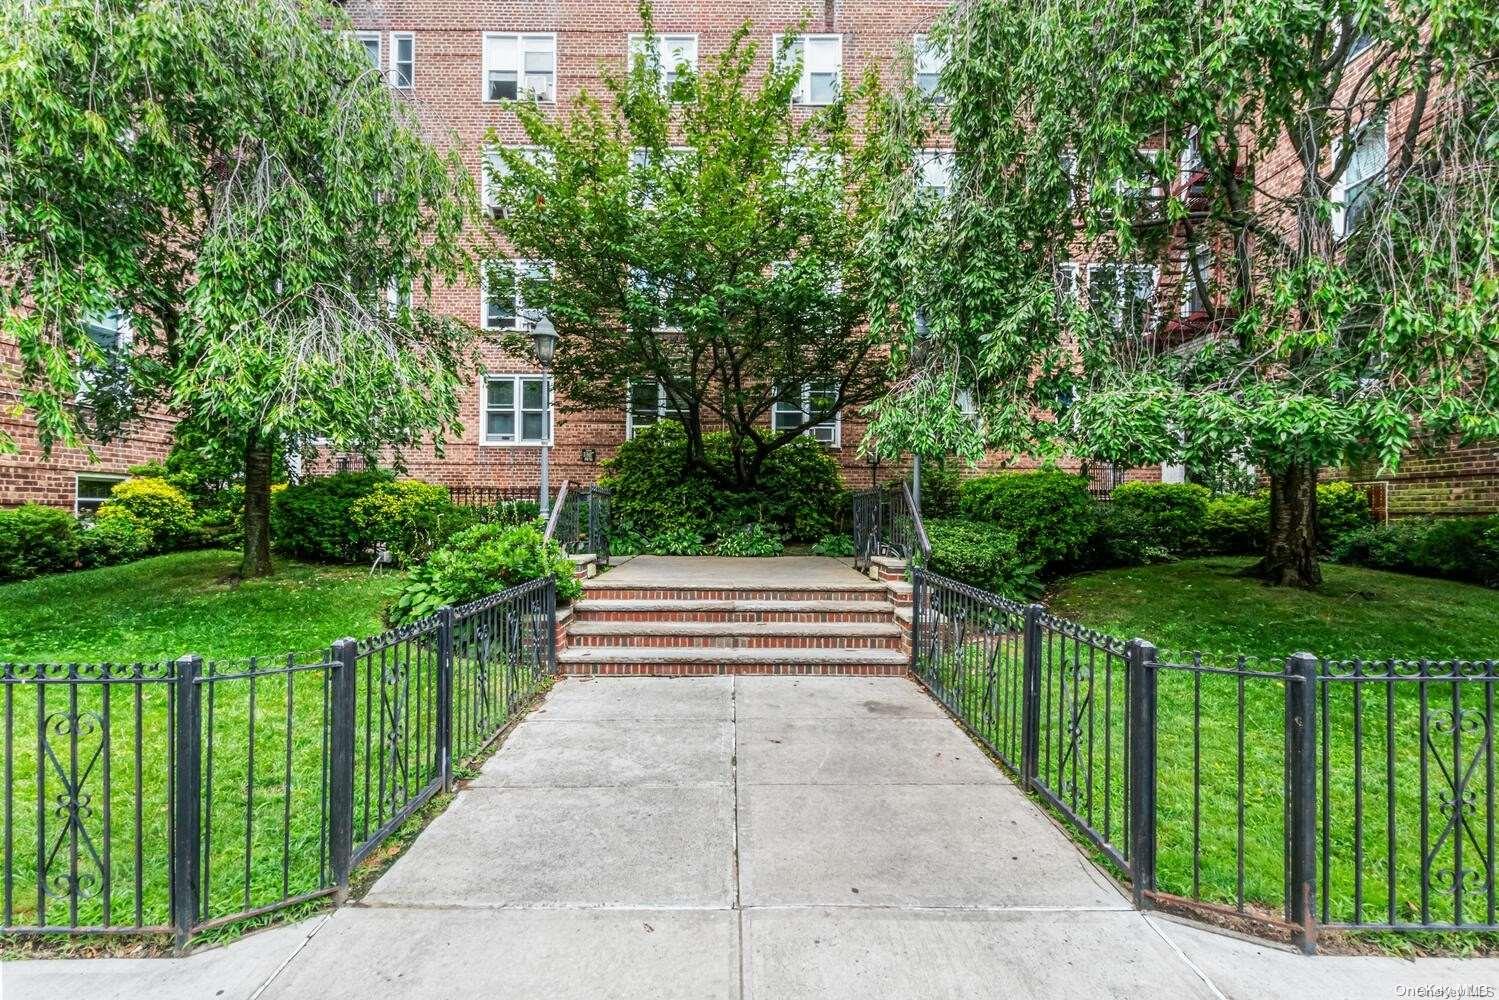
[481,32,557,103]
[77,311,132,399]
[913,33,945,100]
[1118,147,1165,219]
[74,473,125,515]
[772,382,841,447]
[1332,119,1388,239]
[481,144,551,218]
[480,373,553,446]
[480,259,545,331]
[915,149,955,197]
[773,34,842,106]
[1180,246,1212,317]
[389,32,414,89]
[625,380,685,439]
[355,31,382,72]
[1087,263,1157,336]
[627,33,698,93]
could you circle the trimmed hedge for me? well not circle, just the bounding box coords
[80,507,154,567]
[1198,482,1373,557]
[1335,516,1499,587]
[601,422,844,547]
[925,517,1042,599]
[1100,482,1211,563]
[271,470,395,562]
[957,470,1096,574]
[0,504,80,581]
[102,476,195,552]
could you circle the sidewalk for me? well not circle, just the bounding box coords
[9,676,1499,999]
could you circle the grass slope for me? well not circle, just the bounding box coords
[1048,556,1499,661]
[0,549,404,662]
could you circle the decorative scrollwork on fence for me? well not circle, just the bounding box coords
[1422,706,1493,909]
[39,710,107,901]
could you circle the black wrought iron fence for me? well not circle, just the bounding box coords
[1,578,558,949]
[911,567,1499,952]
[543,484,611,563]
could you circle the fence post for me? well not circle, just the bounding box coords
[170,654,202,953]
[328,639,357,903]
[1286,651,1319,954]
[546,581,558,675]
[1127,638,1158,911]
[436,607,454,793]
[910,569,923,673]
[1020,604,1044,788]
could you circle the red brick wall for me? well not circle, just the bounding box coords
[0,335,176,510]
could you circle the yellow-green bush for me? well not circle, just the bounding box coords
[102,476,195,551]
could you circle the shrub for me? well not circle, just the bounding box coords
[103,476,195,551]
[1105,481,1211,557]
[811,532,855,557]
[0,504,80,580]
[957,469,1096,573]
[271,470,395,562]
[1334,516,1499,586]
[1093,502,1177,566]
[602,422,844,544]
[349,479,455,566]
[648,526,706,556]
[713,523,784,557]
[79,506,154,567]
[1203,494,1267,555]
[925,517,1042,599]
[390,522,582,624]
[919,460,962,518]
[1316,481,1373,554]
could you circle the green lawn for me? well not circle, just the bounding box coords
[927,558,1499,934]
[0,549,404,662]
[0,551,406,935]
[1048,556,1499,662]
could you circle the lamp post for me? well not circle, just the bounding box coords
[910,308,932,513]
[529,315,557,518]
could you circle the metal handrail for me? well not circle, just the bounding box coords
[902,479,932,564]
[543,479,569,542]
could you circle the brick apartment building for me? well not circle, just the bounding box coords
[1,1,1489,515]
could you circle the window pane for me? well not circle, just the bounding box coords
[809,72,838,103]
[360,37,380,68]
[629,381,661,418]
[521,412,545,441]
[521,378,545,409]
[486,411,515,439]
[77,477,118,501]
[488,72,518,100]
[523,49,552,72]
[487,378,515,409]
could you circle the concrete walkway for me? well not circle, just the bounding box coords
[590,554,874,590]
[10,676,1499,999]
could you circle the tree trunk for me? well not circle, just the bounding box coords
[241,433,274,578]
[1250,463,1322,587]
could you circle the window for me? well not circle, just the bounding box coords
[774,34,841,106]
[1180,247,1212,316]
[390,33,414,88]
[1087,264,1156,338]
[913,34,945,99]
[1055,263,1081,315]
[1120,148,1165,220]
[1059,151,1079,207]
[355,32,381,71]
[628,266,681,330]
[915,149,955,197]
[773,382,840,446]
[626,380,686,438]
[75,474,124,515]
[482,33,556,102]
[481,259,546,331]
[1333,119,1387,238]
[481,145,552,218]
[77,310,130,397]
[481,374,552,445]
[385,278,412,315]
[628,33,697,92]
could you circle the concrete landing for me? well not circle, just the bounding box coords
[584,554,874,590]
[11,676,1499,1000]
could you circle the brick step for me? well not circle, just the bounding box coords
[579,585,889,603]
[567,620,903,650]
[573,599,897,624]
[557,646,910,677]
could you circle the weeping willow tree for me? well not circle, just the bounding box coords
[862,0,1497,586]
[1,0,479,575]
